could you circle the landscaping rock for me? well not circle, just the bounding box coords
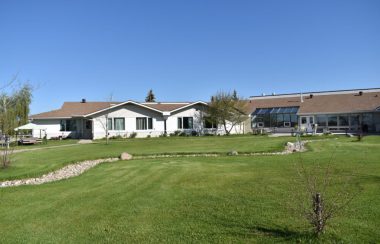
[0,158,119,188]
[120,152,133,160]
[78,139,93,144]
[227,150,239,156]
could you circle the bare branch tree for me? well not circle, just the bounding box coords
[290,145,361,236]
[94,93,114,144]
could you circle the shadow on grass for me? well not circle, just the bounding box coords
[250,225,315,240]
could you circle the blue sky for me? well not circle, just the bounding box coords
[1,0,379,114]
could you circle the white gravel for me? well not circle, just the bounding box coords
[0,158,119,188]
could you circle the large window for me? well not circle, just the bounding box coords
[114,118,125,130]
[178,117,193,129]
[327,115,337,126]
[316,115,327,126]
[60,120,77,131]
[252,106,299,128]
[338,115,349,126]
[136,117,153,130]
[350,114,360,127]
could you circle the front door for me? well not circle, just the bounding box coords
[300,116,314,132]
[83,119,93,139]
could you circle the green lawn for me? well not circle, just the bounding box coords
[0,135,379,243]
[1,135,295,181]
[0,139,79,150]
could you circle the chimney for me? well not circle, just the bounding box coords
[310,94,314,99]
[300,93,304,103]
[359,91,363,96]
[81,98,86,103]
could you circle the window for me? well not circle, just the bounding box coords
[114,118,125,130]
[183,117,193,129]
[350,114,360,127]
[85,120,92,130]
[178,117,193,129]
[291,114,298,127]
[60,120,77,131]
[107,118,113,130]
[277,114,284,127]
[301,117,307,124]
[136,117,153,130]
[327,115,337,126]
[204,117,217,129]
[338,115,349,126]
[148,118,153,129]
[252,106,299,128]
[177,118,182,129]
[316,115,327,126]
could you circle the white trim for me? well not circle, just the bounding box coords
[298,110,378,115]
[170,101,208,114]
[84,100,163,117]
[250,88,380,100]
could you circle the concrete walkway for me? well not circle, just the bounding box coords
[0,140,93,155]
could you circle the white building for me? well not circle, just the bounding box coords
[29,99,245,139]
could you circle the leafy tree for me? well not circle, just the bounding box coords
[0,83,32,135]
[207,91,247,135]
[0,79,32,168]
[145,89,156,102]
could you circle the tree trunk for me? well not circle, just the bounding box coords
[223,121,229,135]
[314,192,324,235]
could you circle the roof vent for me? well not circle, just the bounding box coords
[81,98,86,103]
[359,91,363,96]
[310,94,314,98]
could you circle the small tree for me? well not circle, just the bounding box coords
[94,94,113,145]
[291,149,359,236]
[232,89,238,101]
[145,89,156,102]
[208,91,247,135]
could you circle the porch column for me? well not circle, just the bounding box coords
[163,112,170,135]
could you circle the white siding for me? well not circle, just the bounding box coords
[31,102,248,139]
[32,119,79,139]
[92,104,165,139]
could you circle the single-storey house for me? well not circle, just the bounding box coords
[29,100,245,139]
[247,88,380,133]
[28,88,380,139]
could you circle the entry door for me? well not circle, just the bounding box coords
[83,119,93,139]
[300,116,313,132]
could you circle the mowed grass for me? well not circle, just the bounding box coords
[0,136,379,243]
[1,135,294,181]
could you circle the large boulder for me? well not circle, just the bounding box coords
[120,152,133,160]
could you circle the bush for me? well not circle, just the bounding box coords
[110,135,123,140]
[191,130,198,136]
[146,135,151,138]
[204,133,215,136]
[129,132,137,138]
